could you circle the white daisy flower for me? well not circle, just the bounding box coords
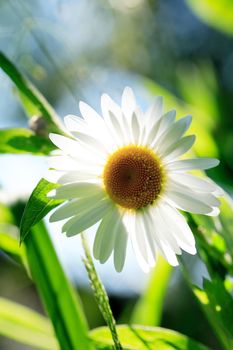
[46,87,220,272]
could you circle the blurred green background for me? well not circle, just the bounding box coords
[0,0,233,349]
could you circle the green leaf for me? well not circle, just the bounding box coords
[131,256,172,326]
[0,51,63,134]
[194,278,233,350]
[0,128,55,155]
[0,297,58,350]
[25,221,92,350]
[20,178,64,243]
[190,196,233,276]
[185,0,233,36]
[90,325,210,350]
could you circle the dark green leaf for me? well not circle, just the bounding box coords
[20,178,63,243]
[0,52,63,134]
[90,325,210,350]
[194,278,233,350]
[25,221,92,350]
[0,128,55,155]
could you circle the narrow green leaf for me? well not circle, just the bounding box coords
[25,221,92,350]
[20,178,64,243]
[0,128,55,155]
[90,325,210,350]
[0,297,58,350]
[193,278,233,350]
[131,256,172,326]
[0,51,63,134]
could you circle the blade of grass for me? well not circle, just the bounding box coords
[25,221,93,350]
[0,51,63,134]
[0,297,58,350]
[130,256,172,326]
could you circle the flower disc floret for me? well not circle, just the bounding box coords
[103,145,164,210]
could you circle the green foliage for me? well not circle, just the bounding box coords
[181,196,233,350]
[131,256,172,326]
[194,278,233,350]
[0,52,63,134]
[191,197,233,276]
[20,178,63,243]
[0,128,54,155]
[0,297,58,350]
[185,0,233,36]
[90,325,210,350]
[25,221,92,350]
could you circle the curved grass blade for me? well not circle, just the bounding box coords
[0,51,63,134]
[0,297,58,350]
[90,325,210,350]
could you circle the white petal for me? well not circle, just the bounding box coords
[71,131,109,156]
[136,213,156,267]
[63,200,113,236]
[146,209,179,266]
[79,101,104,128]
[124,213,150,273]
[47,182,104,199]
[94,207,121,263]
[207,207,220,216]
[131,109,141,144]
[121,87,137,120]
[101,94,125,146]
[50,192,106,222]
[113,217,128,272]
[158,202,196,255]
[56,171,97,185]
[64,114,86,132]
[48,156,79,171]
[166,158,220,172]
[155,109,176,138]
[145,96,163,127]
[49,133,79,156]
[143,109,175,146]
[49,133,105,167]
[169,173,218,193]
[154,115,192,152]
[43,170,65,183]
[164,191,214,214]
[162,135,196,161]
[154,205,182,255]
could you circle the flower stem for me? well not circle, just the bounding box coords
[81,233,122,350]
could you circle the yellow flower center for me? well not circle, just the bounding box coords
[103,145,164,210]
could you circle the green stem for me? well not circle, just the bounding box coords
[81,233,122,350]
